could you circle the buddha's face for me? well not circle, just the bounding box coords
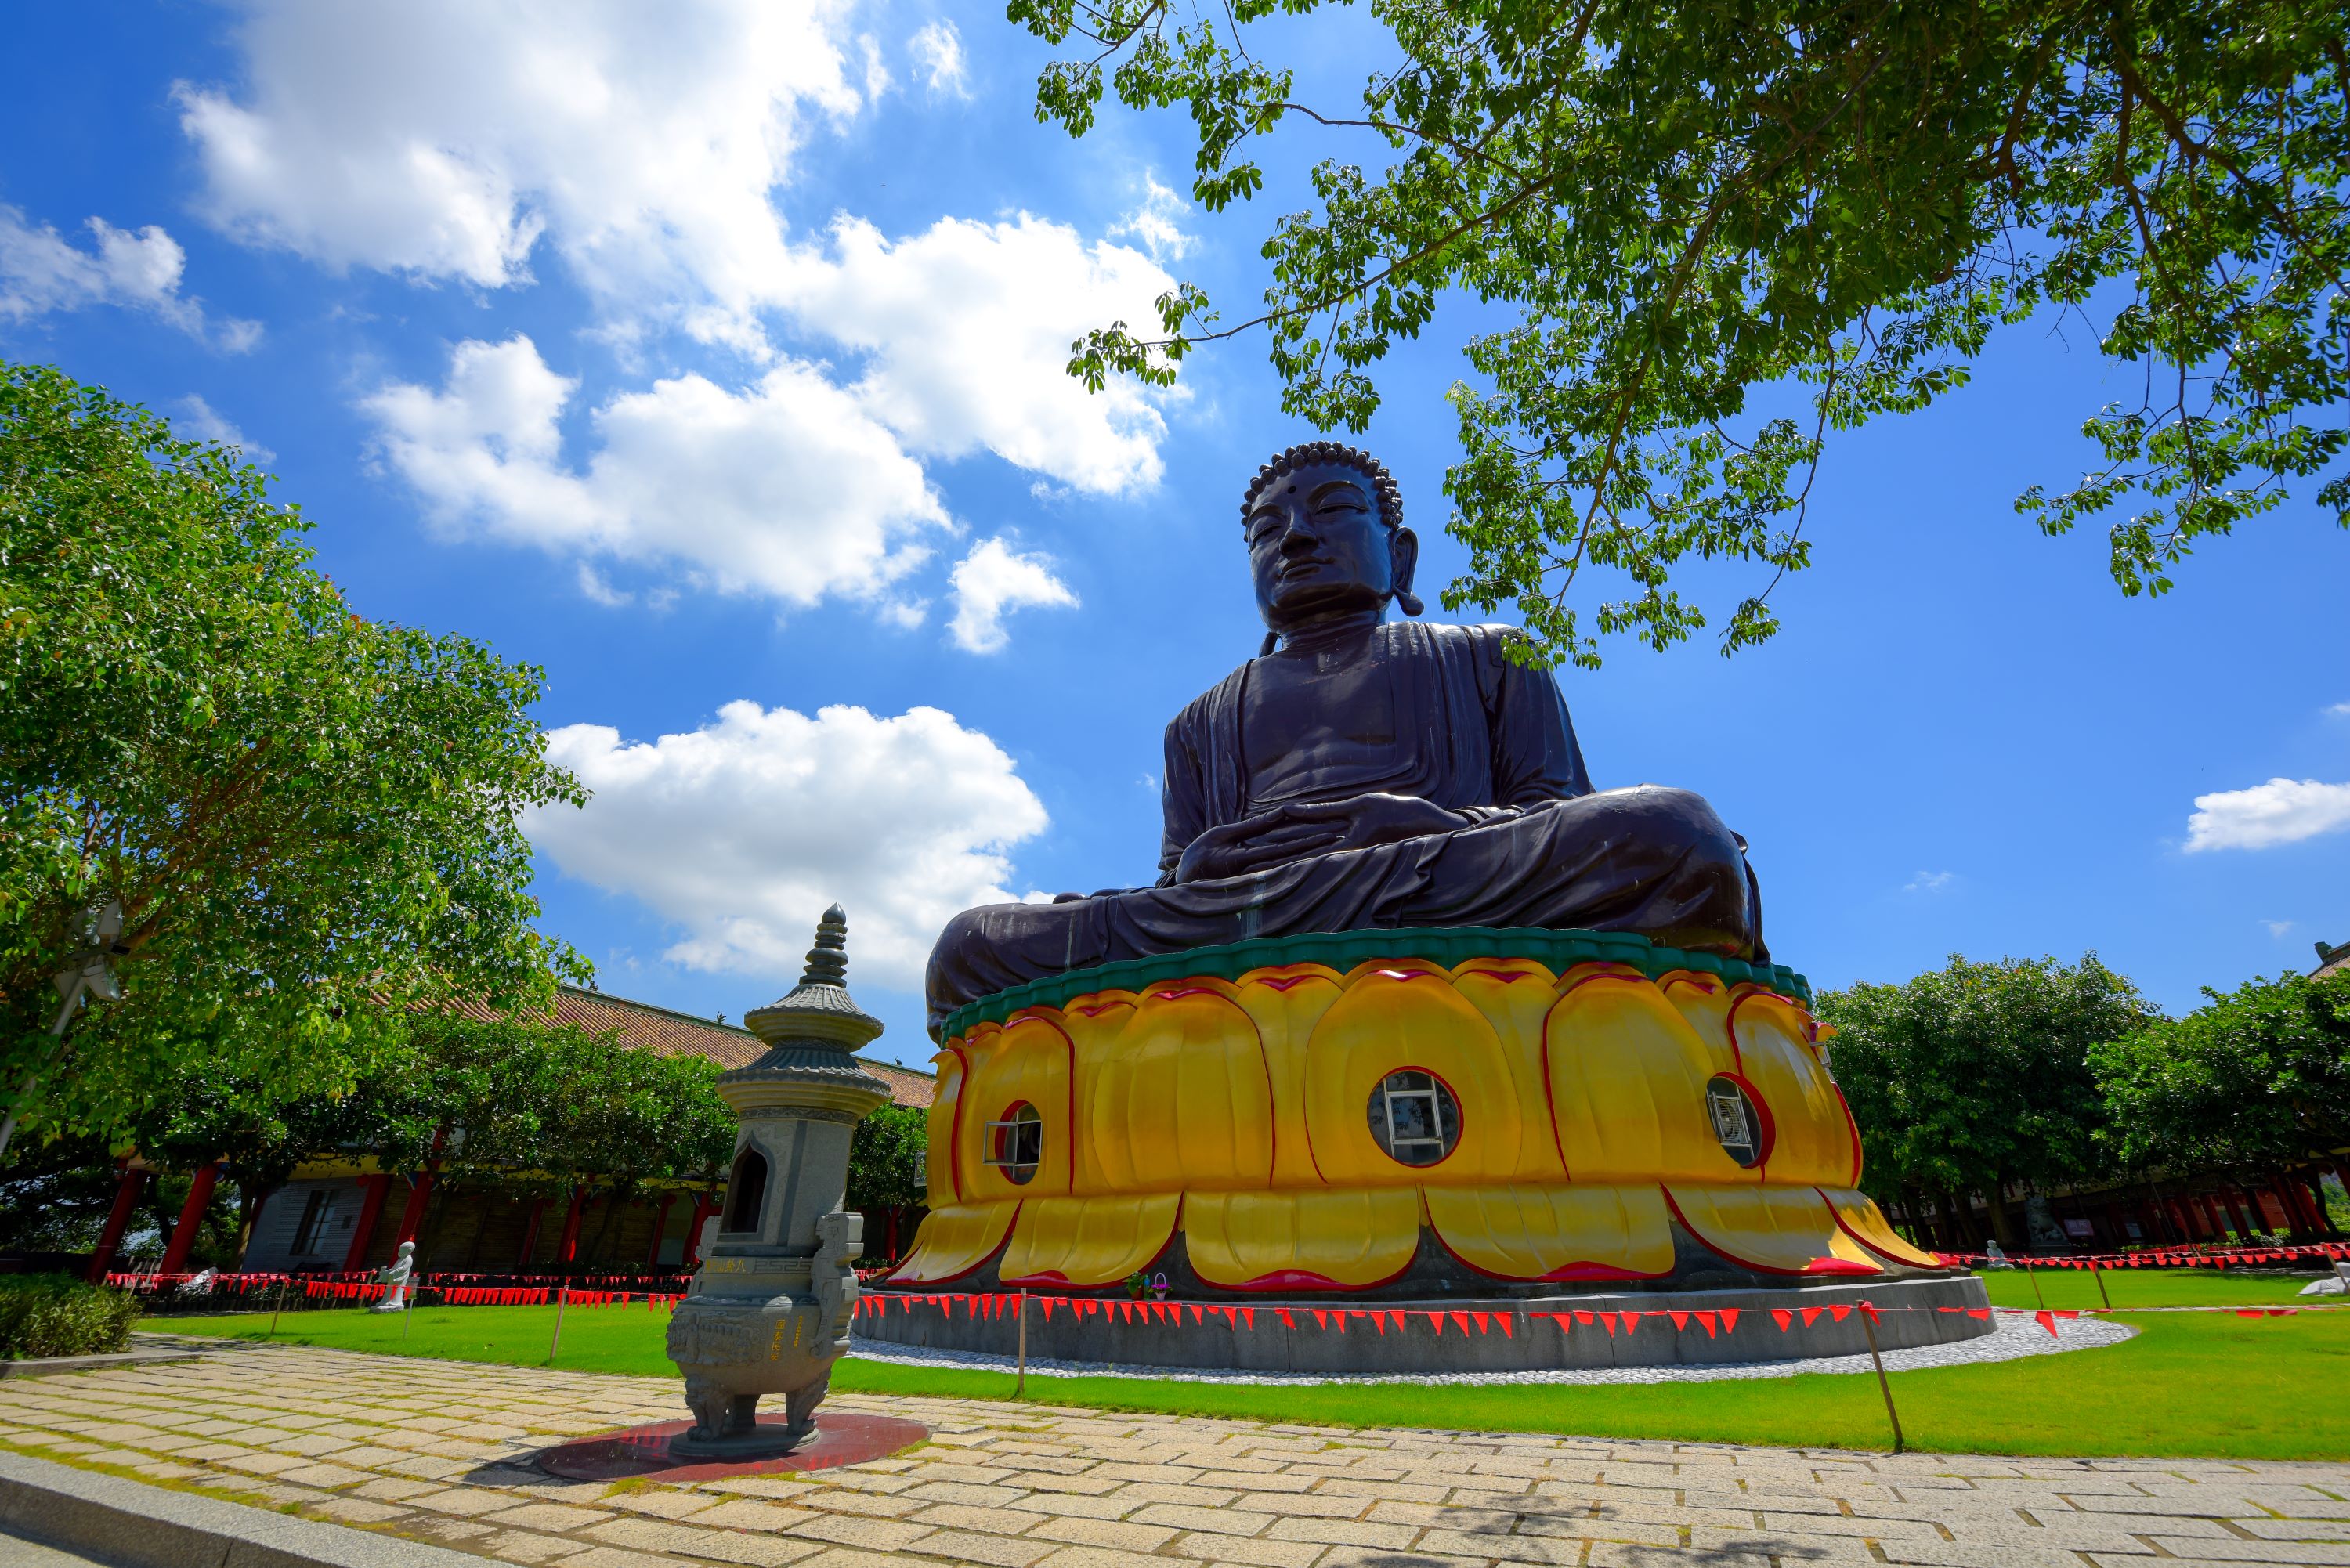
[1245,461,1415,634]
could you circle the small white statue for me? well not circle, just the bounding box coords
[371,1240,416,1312]
[1983,1241,2013,1270]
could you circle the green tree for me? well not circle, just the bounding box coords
[128,1010,737,1270]
[2089,970,2350,1237]
[1019,0,2348,669]
[1,362,586,1150]
[845,1101,928,1261]
[1818,952,2157,1247]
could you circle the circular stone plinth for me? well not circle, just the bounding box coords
[534,1412,929,1483]
[855,1274,1993,1375]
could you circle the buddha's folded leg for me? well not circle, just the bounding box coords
[1395,785,1763,959]
[925,786,1763,1032]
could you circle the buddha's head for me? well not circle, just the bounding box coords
[1240,442,1420,642]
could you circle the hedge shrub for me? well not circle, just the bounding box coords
[0,1275,142,1358]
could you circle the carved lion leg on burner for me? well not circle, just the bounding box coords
[682,1376,731,1442]
[783,1372,830,1443]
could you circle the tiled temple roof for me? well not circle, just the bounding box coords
[551,984,935,1109]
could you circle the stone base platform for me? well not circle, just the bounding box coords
[853,1274,1991,1375]
[533,1411,930,1483]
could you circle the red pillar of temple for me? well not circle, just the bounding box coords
[86,1162,146,1284]
[393,1128,447,1251]
[555,1184,587,1266]
[341,1174,392,1271]
[516,1197,548,1266]
[644,1194,676,1267]
[682,1191,717,1266]
[157,1162,222,1276]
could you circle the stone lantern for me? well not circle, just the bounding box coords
[665,905,891,1457]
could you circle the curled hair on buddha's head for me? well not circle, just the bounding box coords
[1240,440,1405,537]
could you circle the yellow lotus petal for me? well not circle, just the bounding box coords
[1726,988,1860,1188]
[1000,1194,1182,1287]
[889,1199,1020,1284]
[1425,1183,1673,1282]
[1820,1187,1943,1268]
[1663,1183,1882,1277]
[1548,973,1746,1183]
[1184,1187,1419,1290]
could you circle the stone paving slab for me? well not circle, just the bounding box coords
[0,1339,2338,1567]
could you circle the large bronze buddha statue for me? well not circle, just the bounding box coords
[878,443,1968,1353]
[927,441,1765,1033]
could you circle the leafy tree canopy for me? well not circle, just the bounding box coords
[138,1012,736,1203]
[1,362,587,1148]
[846,1102,928,1217]
[1818,952,2158,1211]
[1020,0,2348,667]
[2089,970,2350,1176]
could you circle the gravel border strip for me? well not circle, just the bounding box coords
[848,1306,2135,1386]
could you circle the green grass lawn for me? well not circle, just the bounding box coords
[159,1270,2347,1462]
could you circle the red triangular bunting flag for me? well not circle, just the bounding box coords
[2036,1309,2057,1337]
[1771,1308,1792,1331]
[1719,1308,1739,1335]
[1276,1307,1295,1328]
[1801,1306,1822,1327]
[1694,1311,1717,1337]
[1496,1313,1513,1338]
[1828,1304,1851,1322]
[1450,1311,1472,1335]
[1239,1307,1254,1328]
[1668,1310,1690,1331]
[1473,1312,1491,1334]
[1430,1311,1445,1335]
[1573,1310,1594,1326]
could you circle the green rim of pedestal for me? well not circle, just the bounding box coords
[935,927,1810,1042]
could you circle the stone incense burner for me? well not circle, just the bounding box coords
[665,905,891,1458]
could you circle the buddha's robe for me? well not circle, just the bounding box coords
[925,622,1762,1033]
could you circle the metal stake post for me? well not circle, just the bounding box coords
[548,1284,569,1363]
[268,1276,287,1339]
[2022,1255,2048,1310]
[2089,1257,2113,1309]
[1857,1303,1906,1454]
[1016,1289,1029,1399]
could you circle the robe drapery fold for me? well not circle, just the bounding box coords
[927,623,1763,1035]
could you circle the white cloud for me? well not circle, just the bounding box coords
[1109,172,1195,262]
[2328,702,2350,717]
[1904,870,1955,894]
[0,206,258,349]
[175,0,865,330]
[949,537,1077,652]
[2184,778,2350,851]
[531,700,1048,991]
[2266,919,2296,938]
[172,395,274,461]
[784,214,1177,493]
[363,334,946,609]
[908,21,969,97]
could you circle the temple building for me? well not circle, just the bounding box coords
[211,985,931,1278]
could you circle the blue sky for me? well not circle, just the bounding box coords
[4,2,2344,1070]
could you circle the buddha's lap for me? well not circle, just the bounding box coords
[926,786,1757,1024]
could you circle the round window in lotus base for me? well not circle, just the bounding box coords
[983,1101,1043,1185]
[1705,1075,1771,1169]
[1368,1069,1462,1167]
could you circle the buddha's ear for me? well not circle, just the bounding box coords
[1391,526,1423,617]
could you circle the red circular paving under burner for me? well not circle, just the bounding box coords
[535,1412,930,1483]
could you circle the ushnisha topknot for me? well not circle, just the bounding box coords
[1242,441,1403,536]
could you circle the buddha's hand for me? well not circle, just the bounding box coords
[1173,793,1473,883]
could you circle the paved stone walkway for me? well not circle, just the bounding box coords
[0,1339,2341,1568]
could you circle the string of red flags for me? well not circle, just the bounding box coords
[854,1292,2337,1340]
[1938,1241,2349,1271]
